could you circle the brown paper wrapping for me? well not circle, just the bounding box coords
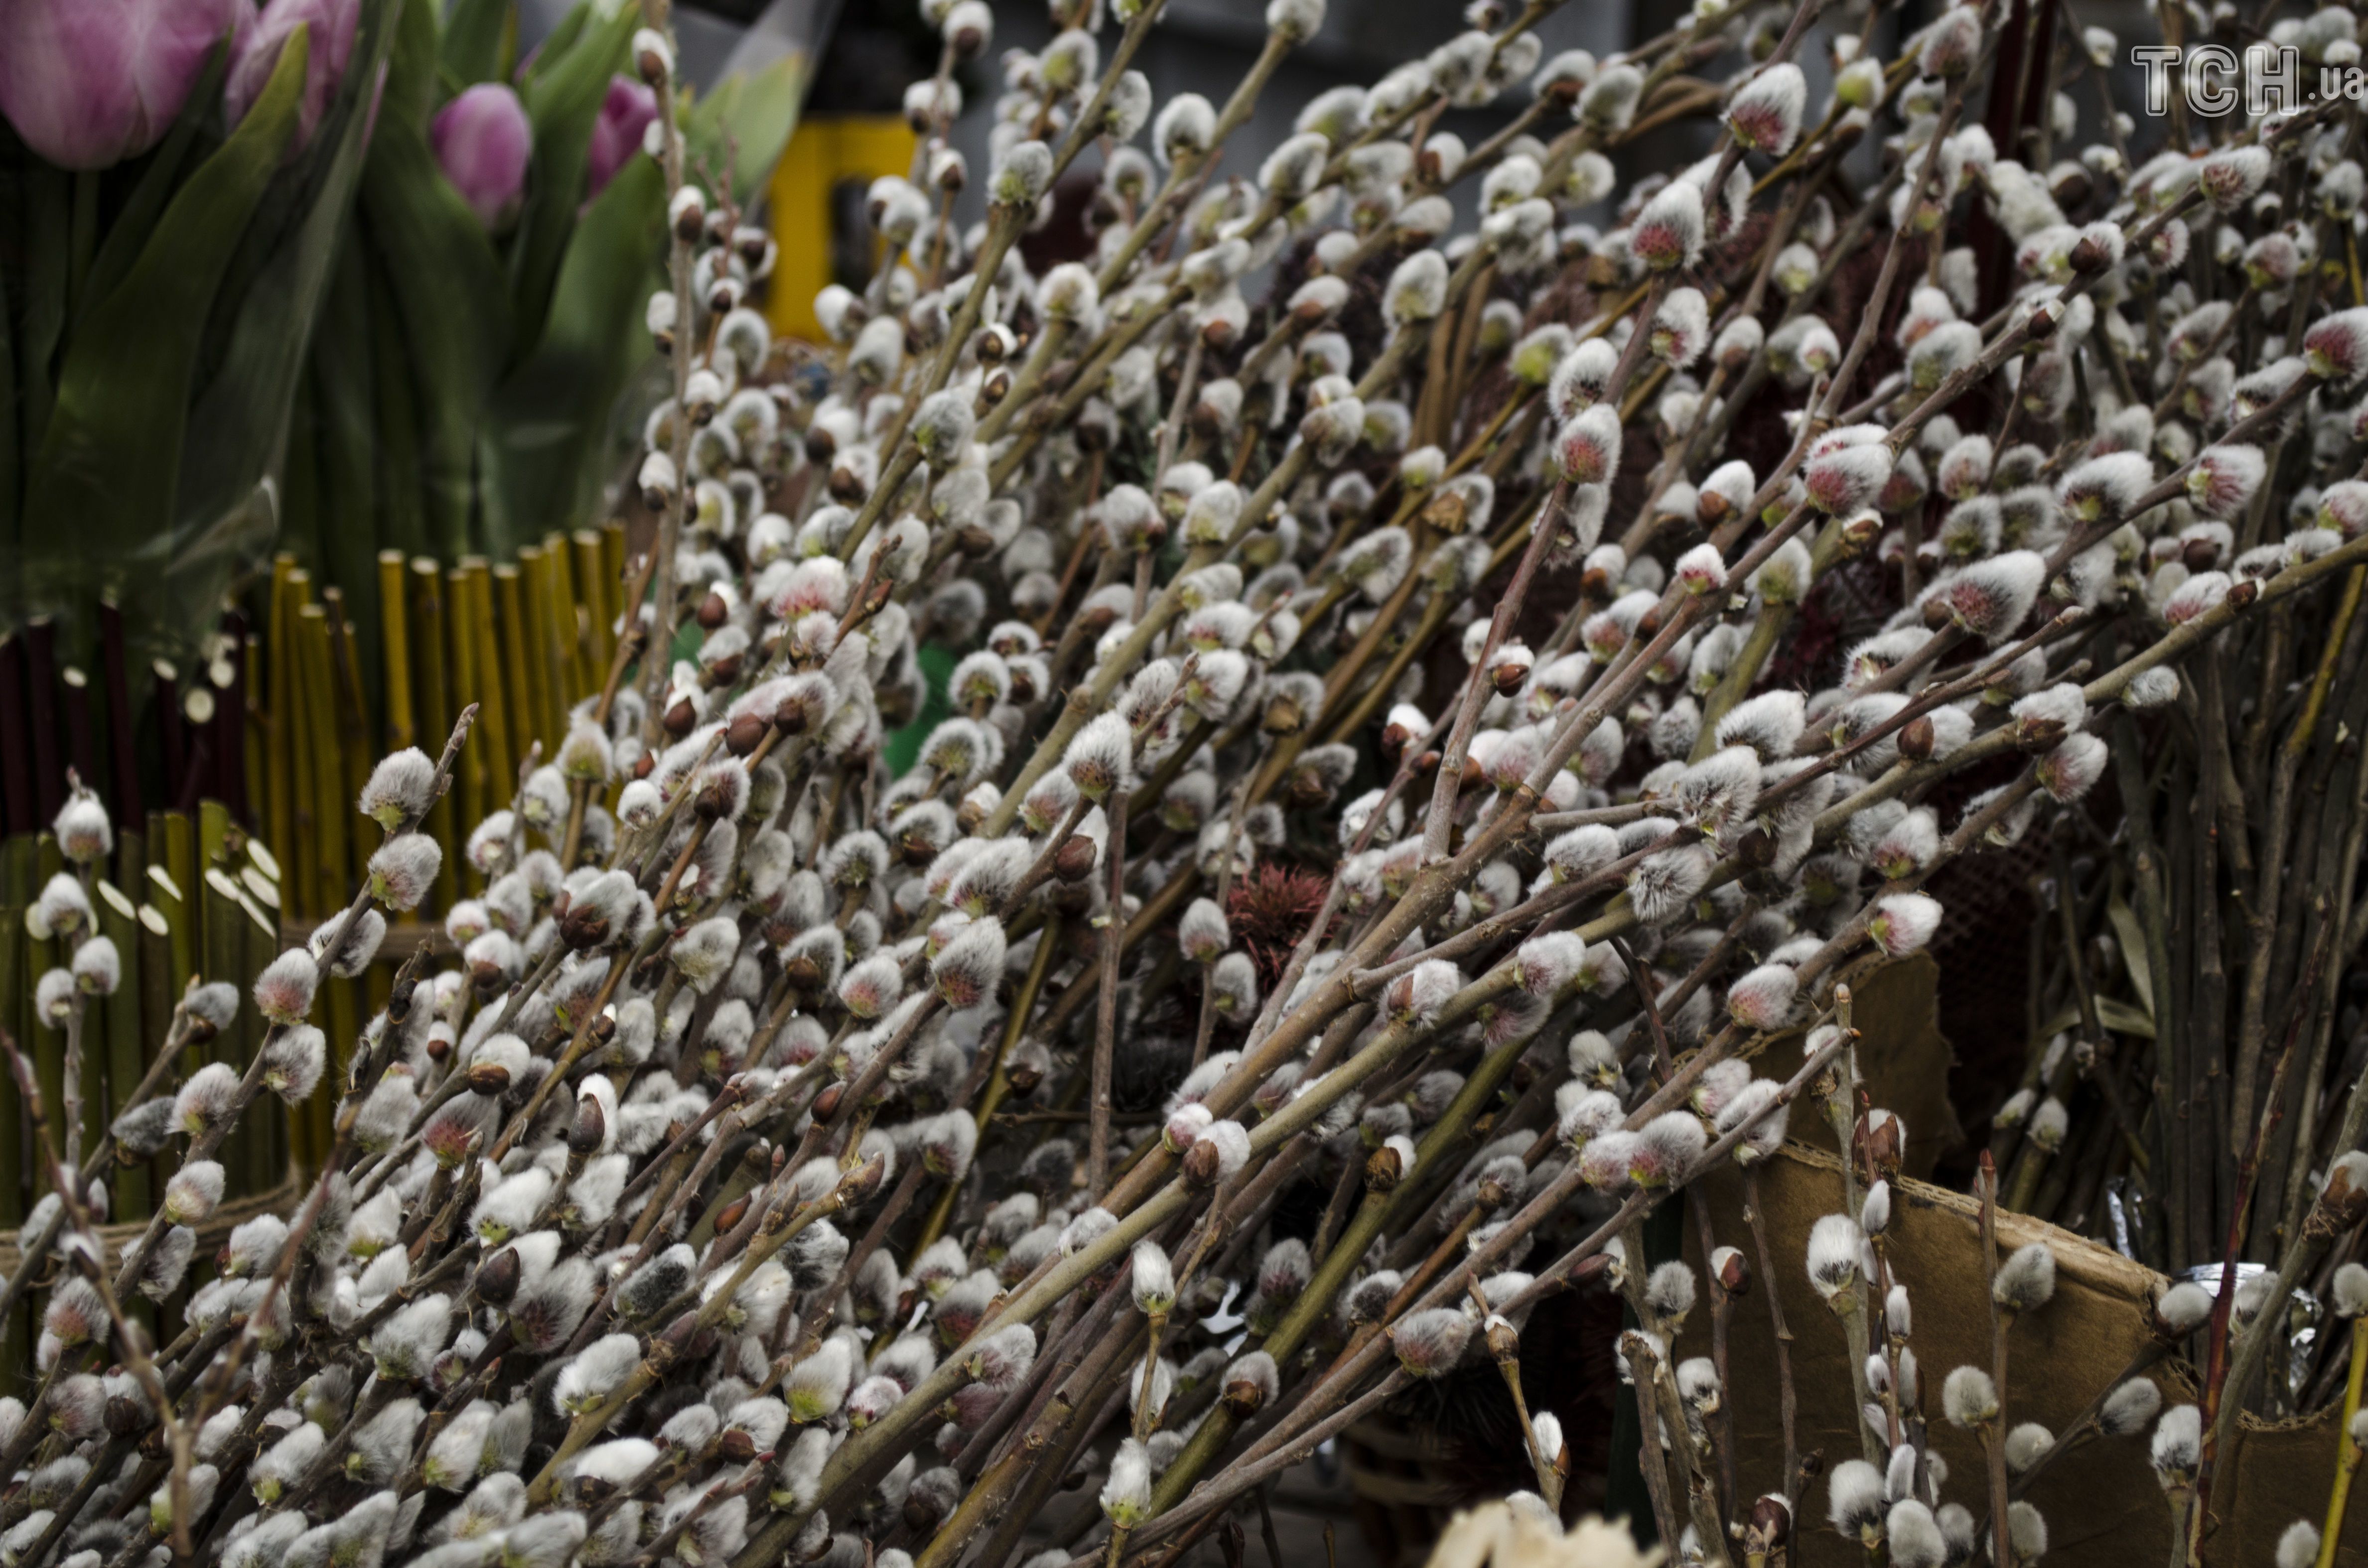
[1678,1145,2368,1565]
[1753,953,1964,1183]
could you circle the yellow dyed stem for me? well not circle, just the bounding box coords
[2316,1316,2368,1568]
[376,550,414,757]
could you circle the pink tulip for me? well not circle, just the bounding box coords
[0,0,249,170]
[431,82,532,229]
[586,74,656,198]
[224,0,360,150]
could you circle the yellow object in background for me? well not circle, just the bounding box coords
[765,116,919,343]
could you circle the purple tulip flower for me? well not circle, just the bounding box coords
[0,0,250,170]
[431,82,532,230]
[586,74,656,199]
[225,0,360,150]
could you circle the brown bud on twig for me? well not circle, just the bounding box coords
[1365,1143,1404,1192]
[946,6,988,55]
[634,35,670,86]
[1898,715,1936,761]
[569,1096,607,1157]
[842,1152,891,1203]
[1221,1369,1270,1417]
[475,1246,523,1307]
[389,971,420,1025]
[1854,1108,1904,1177]
[1183,1137,1225,1187]
[975,324,1019,364]
[1054,833,1099,883]
[1745,1495,1794,1560]
[2017,715,2066,752]
[726,712,771,757]
[2309,1153,2368,1238]
[1422,489,1472,535]
[1485,1315,1521,1364]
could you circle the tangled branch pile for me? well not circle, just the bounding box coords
[20,0,2368,1566]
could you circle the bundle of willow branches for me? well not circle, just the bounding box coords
[16,0,2368,1566]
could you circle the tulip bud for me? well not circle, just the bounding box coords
[431,84,532,229]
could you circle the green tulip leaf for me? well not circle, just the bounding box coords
[684,50,807,206]
[381,0,443,134]
[479,151,663,553]
[4,168,67,559]
[364,249,430,564]
[439,0,517,90]
[24,26,309,584]
[0,229,16,556]
[507,5,635,368]
[74,41,235,332]
[178,0,398,592]
[518,4,589,90]
[356,96,516,559]
[294,238,391,700]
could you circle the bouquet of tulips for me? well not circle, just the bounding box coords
[21,1,2368,1568]
[276,0,806,604]
[0,0,805,670]
[0,0,393,660]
